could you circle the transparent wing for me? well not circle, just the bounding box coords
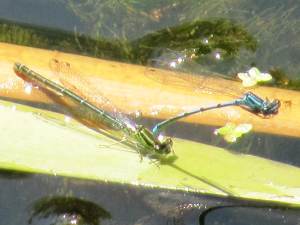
[49,58,137,139]
[49,59,114,113]
[144,48,256,98]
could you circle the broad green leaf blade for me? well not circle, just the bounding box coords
[0,100,300,207]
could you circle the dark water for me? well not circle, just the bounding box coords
[1,0,299,80]
[0,0,300,224]
[0,170,299,225]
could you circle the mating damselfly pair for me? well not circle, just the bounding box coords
[13,62,280,159]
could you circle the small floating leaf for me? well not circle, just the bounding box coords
[237,67,273,87]
[214,123,252,143]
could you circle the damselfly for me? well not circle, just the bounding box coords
[49,59,279,133]
[145,48,281,118]
[14,63,173,159]
[152,91,280,136]
[13,62,279,158]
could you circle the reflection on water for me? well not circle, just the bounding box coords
[0,169,32,179]
[29,196,111,225]
[0,172,299,225]
[199,205,300,225]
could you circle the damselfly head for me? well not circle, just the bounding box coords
[157,137,173,154]
[137,126,172,155]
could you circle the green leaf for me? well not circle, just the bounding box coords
[214,123,252,143]
[237,67,273,87]
[0,100,300,207]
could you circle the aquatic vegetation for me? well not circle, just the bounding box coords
[214,123,253,143]
[237,67,273,87]
[0,17,257,66]
[65,0,299,78]
[269,68,300,90]
[133,19,257,65]
[1,0,298,89]
[0,22,45,47]
[174,0,300,76]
